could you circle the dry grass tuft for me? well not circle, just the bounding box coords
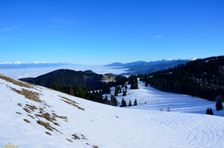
[23,104,38,113]
[36,112,56,122]
[52,113,68,120]
[26,104,38,111]
[59,96,85,111]
[37,120,56,131]
[0,74,32,88]
[11,88,41,102]
[36,111,67,123]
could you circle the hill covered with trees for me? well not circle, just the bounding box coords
[142,56,224,101]
[20,69,105,102]
[20,69,103,90]
[20,69,131,105]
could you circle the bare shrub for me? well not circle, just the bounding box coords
[11,88,41,102]
[37,120,56,131]
[59,96,85,111]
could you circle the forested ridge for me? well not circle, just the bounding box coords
[142,56,224,101]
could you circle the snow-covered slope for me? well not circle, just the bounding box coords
[109,81,224,116]
[1,74,224,148]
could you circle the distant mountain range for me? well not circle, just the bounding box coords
[107,59,189,74]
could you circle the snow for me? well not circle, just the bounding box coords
[108,81,224,116]
[1,75,224,148]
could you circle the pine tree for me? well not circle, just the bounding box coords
[102,83,111,94]
[206,108,210,114]
[130,82,138,89]
[210,108,214,115]
[114,86,119,96]
[121,98,127,107]
[128,100,132,106]
[110,95,118,106]
[206,108,214,115]
[125,85,128,91]
[216,100,223,111]
[122,90,127,96]
[129,75,139,89]
[134,99,137,106]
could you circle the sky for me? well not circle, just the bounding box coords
[0,0,223,65]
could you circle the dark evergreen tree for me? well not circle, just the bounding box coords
[102,83,111,94]
[210,108,214,115]
[115,75,128,86]
[134,99,137,106]
[121,98,127,107]
[216,100,223,111]
[128,75,139,89]
[125,85,128,91]
[206,108,210,115]
[122,90,127,96]
[206,108,214,115]
[110,95,118,106]
[114,86,119,96]
[131,82,138,89]
[128,100,132,106]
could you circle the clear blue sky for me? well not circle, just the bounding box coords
[0,0,223,64]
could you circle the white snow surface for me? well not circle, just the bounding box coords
[110,81,224,116]
[1,76,224,148]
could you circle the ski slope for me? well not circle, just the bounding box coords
[110,81,224,116]
[0,75,224,148]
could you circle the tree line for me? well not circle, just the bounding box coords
[51,75,139,107]
[139,56,224,101]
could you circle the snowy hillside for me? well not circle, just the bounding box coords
[1,74,224,148]
[109,81,224,116]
